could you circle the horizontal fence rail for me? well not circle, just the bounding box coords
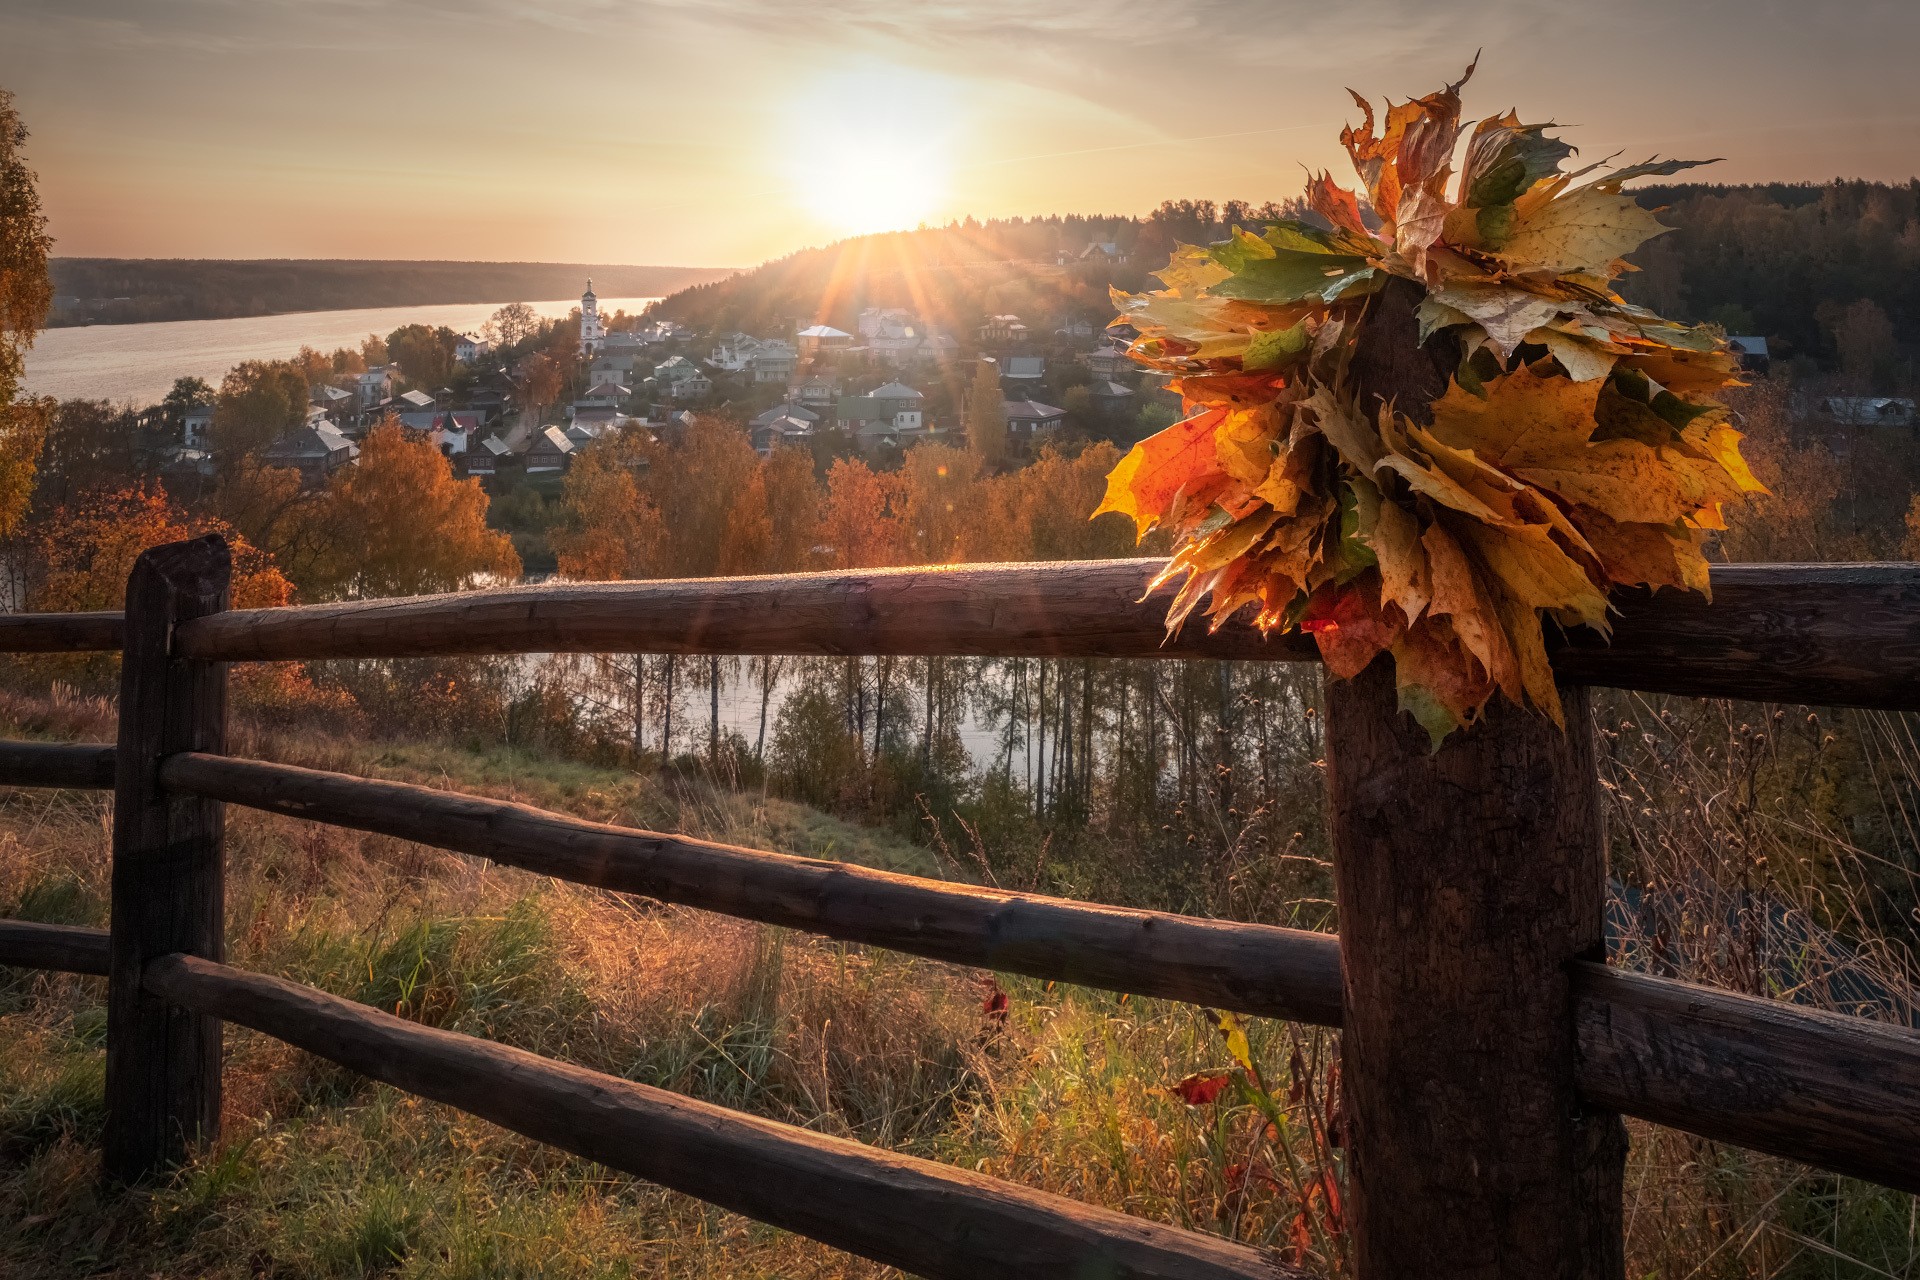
[1572,963,1920,1193]
[146,953,1298,1280]
[0,918,110,975]
[0,611,122,653]
[0,741,117,789]
[157,750,1920,1194]
[4,560,1913,710]
[159,752,1348,1027]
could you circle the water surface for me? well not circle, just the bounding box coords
[23,297,660,405]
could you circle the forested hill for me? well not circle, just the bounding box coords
[46,259,739,327]
[1620,180,1920,368]
[652,184,1920,377]
[648,205,1255,338]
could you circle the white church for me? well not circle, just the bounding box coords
[579,279,604,355]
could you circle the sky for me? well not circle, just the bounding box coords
[3,0,1917,269]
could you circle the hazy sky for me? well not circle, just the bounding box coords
[3,0,1917,267]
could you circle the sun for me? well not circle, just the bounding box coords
[781,65,959,237]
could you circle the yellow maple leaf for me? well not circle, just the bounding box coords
[1496,184,1670,276]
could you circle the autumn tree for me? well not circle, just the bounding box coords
[1718,379,1858,562]
[761,444,821,572]
[819,456,902,568]
[39,398,136,500]
[486,301,541,348]
[292,345,334,386]
[964,359,1009,466]
[517,352,564,422]
[0,87,53,541]
[360,332,388,367]
[386,323,458,388]
[212,359,308,474]
[160,376,214,432]
[293,423,519,599]
[1817,297,1897,387]
[552,431,663,581]
[652,416,760,576]
[897,442,979,564]
[972,443,1136,562]
[29,484,289,614]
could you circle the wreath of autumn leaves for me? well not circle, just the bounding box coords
[1096,64,1766,743]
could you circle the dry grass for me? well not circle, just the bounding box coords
[1,688,1916,1277]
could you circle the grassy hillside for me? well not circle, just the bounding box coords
[2,685,1915,1278]
[45,260,740,327]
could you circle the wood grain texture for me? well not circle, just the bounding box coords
[158,752,1346,1027]
[1573,962,1920,1193]
[0,919,110,975]
[0,611,123,653]
[0,741,116,788]
[147,954,1298,1280]
[105,535,230,1184]
[168,560,1920,711]
[1326,664,1626,1280]
[1557,563,1920,709]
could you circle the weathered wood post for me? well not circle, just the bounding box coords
[1320,276,1628,1277]
[1325,666,1626,1278]
[105,535,231,1182]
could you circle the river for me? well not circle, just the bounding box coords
[20,296,660,406]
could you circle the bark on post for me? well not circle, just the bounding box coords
[1324,661,1626,1279]
[105,534,230,1182]
[1323,274,1627,1276]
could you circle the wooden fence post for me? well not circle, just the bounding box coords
[105,535,231,1182]
[1324,661,1627,1279]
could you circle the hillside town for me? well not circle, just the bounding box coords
[108,269,1183,510]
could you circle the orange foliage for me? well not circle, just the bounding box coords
[819,457,904,569]
[295,424,520,599]
[28,484,289,614]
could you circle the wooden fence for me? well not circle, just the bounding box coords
[0,534,1916,1280]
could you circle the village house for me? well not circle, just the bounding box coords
[1004,399,1066,440]
[653,356,712,401]
[589,353,641,387]
[867,381,925,429]
[356,366,394,407]
[395,388,436,412]
[796,323,853,355]
[394,410,483,455]
[574,382,630,413]
[750,401,820,433]
[262,422,359,488]
[750,410,816,456]
[524,424,577,473]
[462,434,513,478]
[1000,355,1046,389]
[1823,396,1917,427]
[794,373,840,412]
[1084,342,1133,379]
[1079,241,1129,266]
[1727,335,1771,374]
[182,405,214,449]
[454,333,490,364]
[838,382,929,454]
[1088,379,1136,418]
[978,314,1027,345]
[711,334,799,383]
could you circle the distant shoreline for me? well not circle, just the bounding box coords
[45,258,739,328]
